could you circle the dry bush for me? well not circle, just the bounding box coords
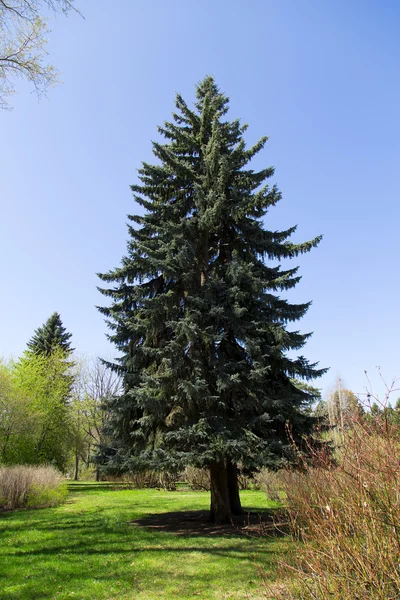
[106,471,177,490]
[0,465,67,510]
[275,412,400,599]
[184,466,254,491]
[184,466,211,490]
[253,469,285,501]
[238,471,254,490]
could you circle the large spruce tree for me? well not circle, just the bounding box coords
[98,77,326,523]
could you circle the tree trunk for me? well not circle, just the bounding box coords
[95,466,100,482]
[209,461,231,524]
[74,452,79,481]
[227,460,243,515]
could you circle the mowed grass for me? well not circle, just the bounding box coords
[0,482,292,600]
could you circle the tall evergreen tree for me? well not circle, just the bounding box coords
[98,77,326,523]
[27,312,73,356]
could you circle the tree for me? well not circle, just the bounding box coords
[0,315,75,468]
[98,77,325,523]
[13,348,73,469]
[327,379,363,429]
[0,0,77,108]
[0,360,38,464]
[391,397,400,426]
[27,311,73,356]
[4,313,76,469]
[70,357,121,480]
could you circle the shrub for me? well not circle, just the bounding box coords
[0,465,67,510]
[274,412,400,599]
[184,466,255,491]
[253,469,285,501]
[105,471,177,490]
[184,467,211,490]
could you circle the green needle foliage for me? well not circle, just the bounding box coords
[27,311,73,356]
[98,76,326,523]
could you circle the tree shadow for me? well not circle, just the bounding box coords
[131,507,287,537]
[66,482,120,493]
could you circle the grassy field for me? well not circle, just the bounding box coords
[0,482,291,600]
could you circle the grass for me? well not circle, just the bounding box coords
[0,482,291,600]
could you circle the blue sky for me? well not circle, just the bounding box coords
[1,0,399,402]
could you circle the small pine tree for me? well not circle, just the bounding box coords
[98,77,326,523]
[27,312,73,356]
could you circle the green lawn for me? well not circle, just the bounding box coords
[0,482,291,600]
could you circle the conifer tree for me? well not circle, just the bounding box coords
[27,312,73,356]
[98,77,326,523]
[26,312,74,426]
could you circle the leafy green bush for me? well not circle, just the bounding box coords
[0,465,67,510]
[26,481,68,507]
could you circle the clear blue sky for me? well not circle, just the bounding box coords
[1,0,399,402]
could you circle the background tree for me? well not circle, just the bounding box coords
[27,311,75,402]
[27,311,73,356]
[327,378,362,429]
[0,314,76,470]
[391,397,400,426]
[0,349,118,475]
[98,77,325,523]
[0,0,78,108]
[70,357,121,480]
[13,348,73,469]
[0,360,37,464]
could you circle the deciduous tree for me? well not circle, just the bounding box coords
[70,357,121,480]
[13,348,72,469]
[0,361,37,464]
[0,0,77,108]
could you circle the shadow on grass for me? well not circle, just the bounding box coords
[66,482,124,494]
[9,538,277,559]
[132,507,287,537]
[6,506,286,539]
[0,486,291,600]
[0,553,274,600]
